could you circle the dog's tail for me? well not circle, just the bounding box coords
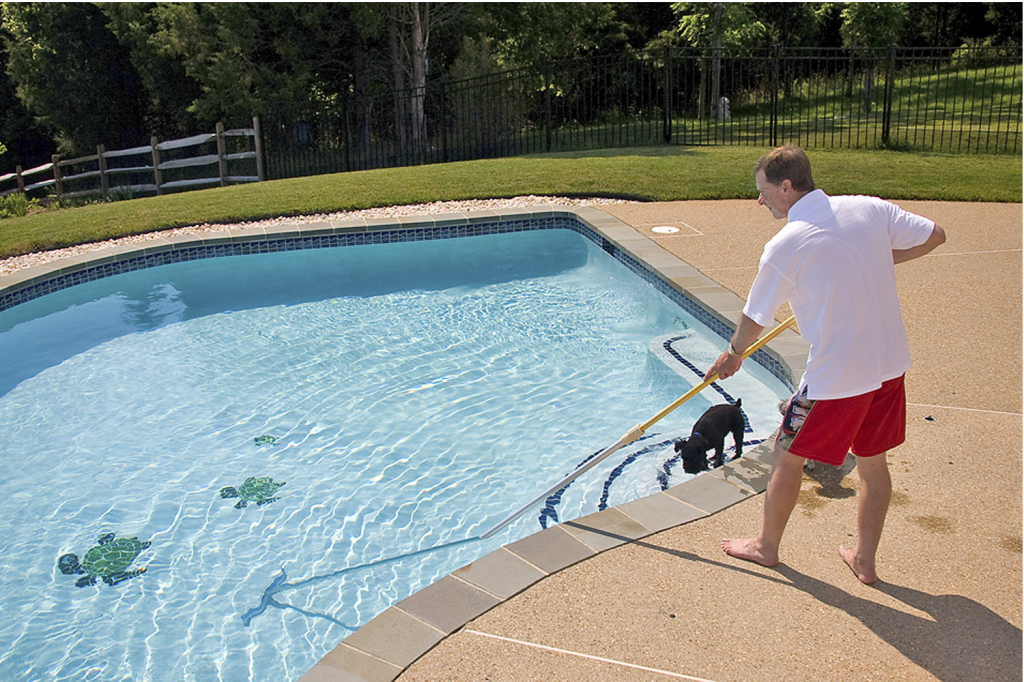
[735,398,742,408]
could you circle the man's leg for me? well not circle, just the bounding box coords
[839,451,891,585]
[722,442,806,566]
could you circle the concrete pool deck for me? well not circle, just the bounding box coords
[302,200,1022,682]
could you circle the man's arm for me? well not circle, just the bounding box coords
[704,313,766,382]
[893,224,946,264]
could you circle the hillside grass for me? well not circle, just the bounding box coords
[0,145,1020,260]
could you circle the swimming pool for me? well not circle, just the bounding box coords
[0,212,794,681]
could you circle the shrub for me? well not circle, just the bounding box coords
[0,193,38,219]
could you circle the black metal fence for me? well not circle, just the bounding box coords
[262,45,1022,181]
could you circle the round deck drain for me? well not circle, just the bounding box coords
[651,225,680,234]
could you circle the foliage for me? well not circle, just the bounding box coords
[0,2,1019,169]
[0,191,37,219]
[470,3,632,70]
[839,2,908,51]
[672,2,767,50]
[0,3,149,155]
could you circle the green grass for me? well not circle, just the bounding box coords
[0,145,1020,260]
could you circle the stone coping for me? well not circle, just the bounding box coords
[0,206,809,682]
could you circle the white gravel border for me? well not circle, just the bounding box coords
[0,195,634,277]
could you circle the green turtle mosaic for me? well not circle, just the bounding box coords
[220,476,286,509]
[58,533,150,588]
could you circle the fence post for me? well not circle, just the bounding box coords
[252,116,266,182]
[151,136,163,195]
[881,44,897,148]
[544,65,553,153]
[97,145,109,197]
[663,45,673,144]
[15,165,25,194]
[216,122,228,187]
[440,81,450,164]
[770,44,780,147]
[52,155,63,199]
[343,101,353,172]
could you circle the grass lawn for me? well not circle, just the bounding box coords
[0,145,1020,259]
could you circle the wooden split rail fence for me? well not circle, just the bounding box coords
[1,117,265,200]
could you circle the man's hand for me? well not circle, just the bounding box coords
[705,350,743,382]
[703,314,766,383]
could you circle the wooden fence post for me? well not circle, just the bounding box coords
[216,122,228,187]
[52,154,63,199]
[253,116,266,181]
[151,136,163,195]
[15,165,25,194]
[97,145,109,196]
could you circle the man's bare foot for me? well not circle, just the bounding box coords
[721,538,779,567]
[839,545,878,585]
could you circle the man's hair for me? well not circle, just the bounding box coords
[753,144,815,192]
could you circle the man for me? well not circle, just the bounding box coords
[706,145,946,585]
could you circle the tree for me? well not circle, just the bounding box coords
[388,3,463,160]
[839,2,907,113]
[471,3,631,69]
[985,2,1023,48]
[139,3,297,124]
[1,2,149,155]
[672,2,766,119]
[100,3,203,139]
[0,18,53,169]
[750,3,830,48]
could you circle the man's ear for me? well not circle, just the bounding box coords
[780,178,793,193]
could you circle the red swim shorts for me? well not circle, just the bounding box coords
[777,374,906,466]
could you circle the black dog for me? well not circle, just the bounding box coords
[674,399,745,474]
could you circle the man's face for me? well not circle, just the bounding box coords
[755,170,790,220]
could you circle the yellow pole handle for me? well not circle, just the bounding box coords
[636,315,796,435]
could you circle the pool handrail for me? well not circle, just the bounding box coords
[479,315,796,539]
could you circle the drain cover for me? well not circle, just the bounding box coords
[651,226,680,234]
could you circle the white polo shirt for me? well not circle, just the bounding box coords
[743,190,935,400]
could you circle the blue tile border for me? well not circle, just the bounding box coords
[0,209,802,388]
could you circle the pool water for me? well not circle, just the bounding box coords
[0,228,789,681]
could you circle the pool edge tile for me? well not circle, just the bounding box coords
[395,575,501,635]
[562,507,652,552]
[504,525,597,575]
[452,547,547,599]
[708,450,774,494]
[341,607,445,671]
[299,643,403,682]
[615,492,706,533]
[663,470,754,514]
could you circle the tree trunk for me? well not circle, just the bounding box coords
[863,66,875,114]
[710,2,723,119]
[389,9,408,161]
[410,3,428,160]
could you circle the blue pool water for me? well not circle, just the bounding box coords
[0,227,790,681]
